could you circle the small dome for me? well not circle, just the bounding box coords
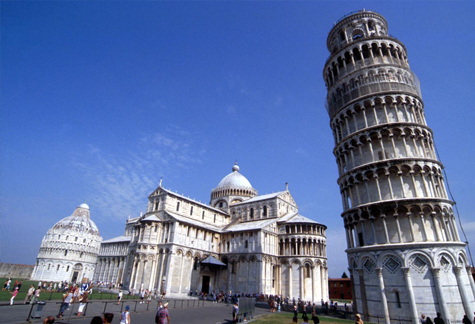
[78,203,89,210]
[215,163,253,190]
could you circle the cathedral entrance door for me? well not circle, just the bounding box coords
[202,276,210,294]
[72,271,79,283]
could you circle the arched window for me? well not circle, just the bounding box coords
[305,264,311,278]
[190,206,193,216]
[193,257,199,270]
[219,202,223,208]
[64,250,68,256]
[154,200,159,210]
[395,291,401,308]
[202,211,205,219]
[245,240,248,249]
[66,266,70,272]
[176,202,180,212]
[263,206,268,217]
[75,237,78,242]
[213,214,217,223]
[250,208,254,219]
[227,242,230,252]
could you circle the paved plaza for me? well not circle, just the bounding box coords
[0,299,270,324]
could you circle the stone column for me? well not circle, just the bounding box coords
[376,268,390,324]
[401,268,419,324]
[454,266,475,318]
[432,268,449,323]
[466,266,475,301]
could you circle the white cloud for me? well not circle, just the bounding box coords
[74,128,204,220]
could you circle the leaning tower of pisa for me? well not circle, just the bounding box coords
[323,10,475,324]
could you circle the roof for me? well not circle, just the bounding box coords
[166,211,223,232]
[159,188,228,215]
[102,235,132,244]
[200,255,226,266]
[232,191,286,206]
[282,214,325,226]
[142,214,161,222]
[225,218,277,232]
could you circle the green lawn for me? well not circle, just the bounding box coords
[251,312,358,324]
[0,278,140,302]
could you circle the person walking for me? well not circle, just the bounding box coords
[120,305,131,324]
[156,302,170,324]
[233,302,239,323]
[463,315,473,324]
[77,290,88,316]
[117,290,123,305]
[355,313,364,324]
[103,313,114,324]
[24,285,35,304]
[434,313,445,324]
[57,289,73,318]
[31,286,41,304]
[10,287,19,305]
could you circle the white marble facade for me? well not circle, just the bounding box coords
[31,203,102,283]
[323,10,475,324]
[95,163,328,302]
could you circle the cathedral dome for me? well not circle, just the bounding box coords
[210,163,258,207]
[215,163,253,190]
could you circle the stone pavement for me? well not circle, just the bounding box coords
[0,299,270,324]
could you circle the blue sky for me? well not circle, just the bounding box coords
[1,1,474,278]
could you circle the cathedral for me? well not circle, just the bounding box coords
[94,163,329,301]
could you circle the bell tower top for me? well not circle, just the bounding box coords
[327,10,388,54]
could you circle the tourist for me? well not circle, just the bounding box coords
[311,311,320,324]
[140,290,145,303]
[24,285,35,304]
[117,290,123,305]
[6,278,12,291]
[31,286,41,303]
[90,316,102,324]
[291,316,298,323]
[77,289,88,316]
[421,314,427,324]
[233,302,239,323]
[426,317,434,324]
[57,289,73,318]
[156,302,170,324]
[10,287,19,305]
[43,316,55,324]
[355,313,364,324]
[120,305,131,324]
[463,315,473,324]
[103,312,114,324]
[434,313,445,324]
[302,315,310,324]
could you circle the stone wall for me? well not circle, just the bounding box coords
[0,263,34,279]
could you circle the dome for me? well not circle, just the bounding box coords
[50,203,100,236]
[78,203,89,209]
[215,163,253,190]
[52,214,100,236]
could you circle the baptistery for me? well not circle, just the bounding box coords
[31,203,102,283]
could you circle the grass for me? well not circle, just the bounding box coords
[251,312,358,324]
[0,277,140,302]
